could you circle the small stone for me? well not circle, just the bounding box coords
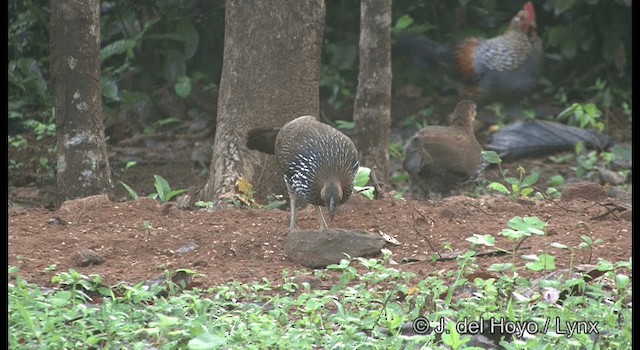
[619,209,632,222]
[60,194,110,213]
[561,182,608,202]
[175,242,199,255]
[71,249,105,267]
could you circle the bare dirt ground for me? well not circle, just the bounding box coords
[8,177,632,289]
[5,187,632,350]
[8,93,633,289]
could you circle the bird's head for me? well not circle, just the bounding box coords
[320,181,343,221]
[510,2,537,34]
[449,99,477,130]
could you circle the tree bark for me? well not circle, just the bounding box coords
[353,0,392,185]
[201,0,326,202]
[51,0,114,206]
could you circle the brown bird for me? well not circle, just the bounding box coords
[403,100,483,199]
[247,116,360,231]
[395,2,543,107]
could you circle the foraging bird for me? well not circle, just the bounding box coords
[403,100,483,199]
[395,2,543,107]
[247,116,360,231]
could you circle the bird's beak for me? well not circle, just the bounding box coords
[328,196,336,221]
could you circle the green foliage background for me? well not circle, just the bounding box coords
[9,0,631,134]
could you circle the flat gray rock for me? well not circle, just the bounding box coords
[285,228,386,268]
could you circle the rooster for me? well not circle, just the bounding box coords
[395,2,543,108]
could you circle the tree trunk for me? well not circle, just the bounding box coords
[353,0,392,185]
[200,0,326,202]
[51,0,114,206]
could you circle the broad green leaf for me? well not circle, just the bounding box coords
[120,181,139,200]
[393,15,414,32]
[550,242,569,249]
[504,177,519,186]
[174,76,192,98]
[521,172,540,187]
[101,78,120,102]
[487,263,514,272]
[166,189,188,202]
[465,234,496,247]
[100,39,134,60]
[354,167,371,187]
[125,161,138,171]
[335,120,355,130]
[481,151,502,164]
[51,290,72,307]
[153,175,172,202]
[615,274,630,289]
[520,187,534,197]
[487,182,509,194]
[355,186,375,200]
[264,200,287,211]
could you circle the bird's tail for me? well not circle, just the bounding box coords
[393,35,455,75]
[246,128,280,155]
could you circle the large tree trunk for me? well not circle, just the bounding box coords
[51,0,114,206]
[200,0,326,202]
[353,0,392,185]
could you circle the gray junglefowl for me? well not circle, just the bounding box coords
[247,116,359,231]
[395,2,543,108]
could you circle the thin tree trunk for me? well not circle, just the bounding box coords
[51,0,114,206]
[200,0,326,202]
[353,0,392,186]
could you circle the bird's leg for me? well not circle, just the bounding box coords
[316,205,329,230]
[287,185,298,232]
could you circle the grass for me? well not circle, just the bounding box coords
[9,247,632,349]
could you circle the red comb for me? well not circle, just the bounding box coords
[524,2,536,22]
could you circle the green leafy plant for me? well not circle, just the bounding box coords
[150,175,188,202]
[482,151,542,199]
[551,234,604,272]
[264,194,287,211]
[469,216,548,272]
[120,181,139,200]
[9,160,24,172]
[143,117,182,134]
[389,141,404,160]
[23,116,56,141]
[120,175,187,202]
[8,135,28,150]
[557,102,605,132]
[194,201,215,209]
[9,249,633,349]
[334,119,355,130]
[124,161,138,172]
[354,166,375,200]
[391,14,434,36]
[50,269,108,306]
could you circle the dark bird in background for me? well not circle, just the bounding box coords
[246,115,360,231]
[395,2,543,111]
[403,100,483,199]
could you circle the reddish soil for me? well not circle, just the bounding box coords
[8,189,632,288]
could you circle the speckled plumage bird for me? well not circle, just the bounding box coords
[247,115,360,231]
[395,2,543,106]
[403,100,483,199]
